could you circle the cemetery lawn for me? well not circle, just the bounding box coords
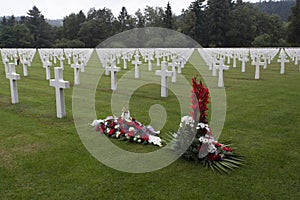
[0,50,299,199]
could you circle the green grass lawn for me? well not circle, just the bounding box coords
[0,49,299,199]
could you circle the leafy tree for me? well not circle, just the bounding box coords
[79,8,115,47]
[0,23,33,47]
[190,0,208,46]
[118,7,131,31]
[144,6,164,27]
[288,0,300,46]
[63,10,86,40]
[134,9,145,28]
[252,33,272,47]
[163,2,173,29]
[253,0,296,21]
[226,2,258,46]
[206,0,232,46]
[255,12,286,46]
[54,38,85,48]
[25,6,52,47]
[1,16,7,25]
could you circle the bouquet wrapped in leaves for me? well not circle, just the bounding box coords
[172,76,244,173]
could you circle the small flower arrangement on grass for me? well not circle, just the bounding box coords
[171,76,244,174]
[91,108,163,147]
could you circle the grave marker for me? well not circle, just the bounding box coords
[218,58,229,88]
[107,60,121,90]
[132,54,142,79]
[6,63,20,104]
[50,67,70,118]
[155,61,173,98]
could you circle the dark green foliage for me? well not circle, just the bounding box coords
[0,1,297,47]
[63,11,86,40]
[163,2,173,29]
[253,0,296,21]
[288,0,300,46]
[25,6,52,47]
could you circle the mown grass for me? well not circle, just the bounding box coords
[0,49,299,199]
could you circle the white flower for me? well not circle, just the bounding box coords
[208,144,217,153]
[129,127,135,132]
[148,135,162,147]
[90,120,104,127]
[181,116,194,126]
[199,137,204,142]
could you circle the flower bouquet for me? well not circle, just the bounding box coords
[171,76,244,174]
[91,108,163,147]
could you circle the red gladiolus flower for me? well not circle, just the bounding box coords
[215,143,222,147]
[222,147,233,152]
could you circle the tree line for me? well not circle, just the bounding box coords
[0,0,299,48]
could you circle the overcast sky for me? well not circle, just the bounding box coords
[0,0,261,19]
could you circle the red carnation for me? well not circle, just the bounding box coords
[108,128,115,135]
[141,135,149,141]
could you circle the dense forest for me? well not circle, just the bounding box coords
[253,0,296,21]
[0,0,299,48]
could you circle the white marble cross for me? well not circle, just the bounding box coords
[232,54,237,68]
[155,53,161,67]
[107,60,121,90]
[71,62,83,86]
[147,54,154,71]
[252,56,264,80]
[278,52,289,75]
[212,59,219,77]
[104,58,110,76]
[66,53,72,65]
[50,67,70,118]
[22,58,28,77]
[155,61,173,97]
[132,54,142,79]
[14,54,18,65]
[217,58,229,88]
[43,61,52,80]
[168,56,178,83]
[122,55,127,69]
[262,53,268,69]
[58,55,65,69]
[241,54,248,73]
[3,57,9,74]
[6,63,20,104]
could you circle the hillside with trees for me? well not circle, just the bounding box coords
[0,0,299,48]
[253,0,296,21]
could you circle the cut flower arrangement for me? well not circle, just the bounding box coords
[91,76,244,173]
[171,76,244,173]
[91,108,163,147]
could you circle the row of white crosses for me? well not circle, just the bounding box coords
[200,48,282,87]
[285,48,300,70]
[96,48,193,96]
[1,49,36,76]
[38,48,93,118]
[1,49,36,105]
